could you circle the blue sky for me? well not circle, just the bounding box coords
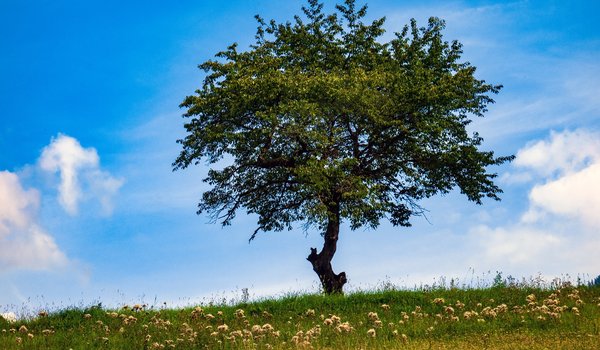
[1,0,599,312]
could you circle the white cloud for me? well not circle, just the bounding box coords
[469,225,561,266]
[514,129,600,227]
[528,161,600,227]
[468,129,600,277]
[515,129,600,177]
[39,134,124,215]
[0,171,39,237]
[0,171,67,271]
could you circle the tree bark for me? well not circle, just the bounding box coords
[307,202,347,294]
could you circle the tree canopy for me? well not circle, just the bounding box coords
[174,0,513,293]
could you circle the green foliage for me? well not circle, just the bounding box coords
[175,0,512,239]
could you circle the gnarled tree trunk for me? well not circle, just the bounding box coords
[307,202,347,294]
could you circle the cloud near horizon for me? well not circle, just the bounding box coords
[0,171,67,271]
[39,134,124,215]
[470,129,600,277]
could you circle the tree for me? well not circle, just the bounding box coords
[174,0,513,294]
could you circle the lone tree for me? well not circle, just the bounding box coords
[174,0,513,294]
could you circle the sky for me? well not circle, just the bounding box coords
[1,0,599,313]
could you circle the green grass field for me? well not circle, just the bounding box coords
[1,283,599,349]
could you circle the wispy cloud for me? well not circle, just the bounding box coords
[39,134,124,215]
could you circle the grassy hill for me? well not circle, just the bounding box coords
[1,284,599,349]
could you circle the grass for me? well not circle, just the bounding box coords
[1,283,599,349]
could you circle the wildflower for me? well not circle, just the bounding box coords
[1,312,17,323]
[401,333,408,342]
[495,304,508,313]
[323,318,333,326]
[306,326,321,339]
[526,294,536,303]
[15,337,22,344]
[432,298,445,305]
[305,309,315,317]
[230,330,243,338]
[512,305,524,314]
[567,290,580,300]
[373,320,382,328]
[132,304,143,312]
[262,323,274,332]
[330,315,341,324]
[210,331,219,337]
[235,309,245,319]
[38,311,48,318]
[18,325,28,333]
[107,312,119,318]
[367,328,376,337]
[336,322,353,333]
[455,300,465,309]
[381,304,390,311]
[572,307,580,316]
[217,324,229,333]
[392,330,398,336]
[444,306,455,315]
[27,333,34,339]
[84,314,92,319]
[367,312,379,321]
[450,316,459,322]
[481,307,497,319]
[123,316,137,325]
[205,313,215,321]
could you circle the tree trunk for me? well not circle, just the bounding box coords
[307,202,347,294]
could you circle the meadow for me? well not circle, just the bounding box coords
[1,281,599,349]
